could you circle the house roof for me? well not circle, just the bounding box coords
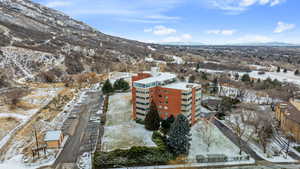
[135,72,176,84]
[44,130,62,141]
[282,102,300,125]
[163,82,201,91]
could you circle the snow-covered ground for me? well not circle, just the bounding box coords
[145,57,167,65]
[224,111,297,163]
[171,55,184,64]
[0,154,55,169]
[199,68,300,86]
[109,72,134,84]
[101,92,156,152]
[0,87,63,148]
[188,120,250,162]
[249,142,296,163]
[0,86,81,169]
[77,152,92,169]
[218,86,278,104]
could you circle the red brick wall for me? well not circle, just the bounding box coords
[154,87,182,119]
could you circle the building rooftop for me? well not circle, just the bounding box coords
[163,82,201,91]
[135,72,176,84]
[278,102,300,125]
[44,130,62,141]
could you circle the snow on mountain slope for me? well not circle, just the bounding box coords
[0,0,153,80]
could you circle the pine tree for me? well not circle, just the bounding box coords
[234,73,239,80]
[196,63,201,71]
[241,74,250,82]
[211,78,218,93]
[167,114,191,155]
[102,79,114,94]
[283,69,287,73]
[188,75,196,83]
[144,102,160,131]
[161,115,175,134]
[277,66,281,72]
[113,78,130,91]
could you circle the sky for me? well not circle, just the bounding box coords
[32,0,300,45]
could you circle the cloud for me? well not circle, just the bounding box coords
[274,21,295,33]
[45,1,72,8]
[161,34,192,42]
[144,25,177,36]
[206,29,236,35]
[270,0,286,6]
[42,0,182,23]
[202,0,286,13]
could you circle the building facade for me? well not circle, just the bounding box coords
[44,130,64,149]
[132,68,202,124]
[275,100,300,143]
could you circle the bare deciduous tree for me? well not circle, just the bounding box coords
[197,120,215,152]
[226,110,255,155]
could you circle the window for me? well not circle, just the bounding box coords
[136,102,149,105]
[136,112,145,116]
[136,107,149,111]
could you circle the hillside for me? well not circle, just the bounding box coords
[0,0,153,81]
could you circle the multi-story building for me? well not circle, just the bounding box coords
[275,99,300,143]
[131,67,202,124]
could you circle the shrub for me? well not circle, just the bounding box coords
[93,132,174,168]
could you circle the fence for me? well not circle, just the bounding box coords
[192,154,250,163]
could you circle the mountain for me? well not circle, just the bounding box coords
[159,42,206,46]
[0,0,153,80]
[227,42,299,47]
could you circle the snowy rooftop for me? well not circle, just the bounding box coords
[44,131,62,141]
[163,82,201,91]
[135,72,176,84]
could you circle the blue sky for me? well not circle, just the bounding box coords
[32,0,300,44]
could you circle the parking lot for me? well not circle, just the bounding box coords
[54,88,104,168]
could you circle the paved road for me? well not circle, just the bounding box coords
[53,90,103,168]
[212,118,264,161]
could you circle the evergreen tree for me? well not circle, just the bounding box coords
[283,69,287,73]
[295,69,300,75]
[144,102,160,131]
[113,78,130,91]
[102,79,114,94]
[257,78,261,83]
[211,78,219,94]
[201,72,208,80]
[241,74,250,82]
[234,73,239,80]
[277,66,281,72]
[161,115,175,134]
[196,63,201,70]
[188,75,196,83]
[167,114,191,155]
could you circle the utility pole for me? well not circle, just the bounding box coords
[33,125,40,158]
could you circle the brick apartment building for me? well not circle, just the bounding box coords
[131,67,202,124]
